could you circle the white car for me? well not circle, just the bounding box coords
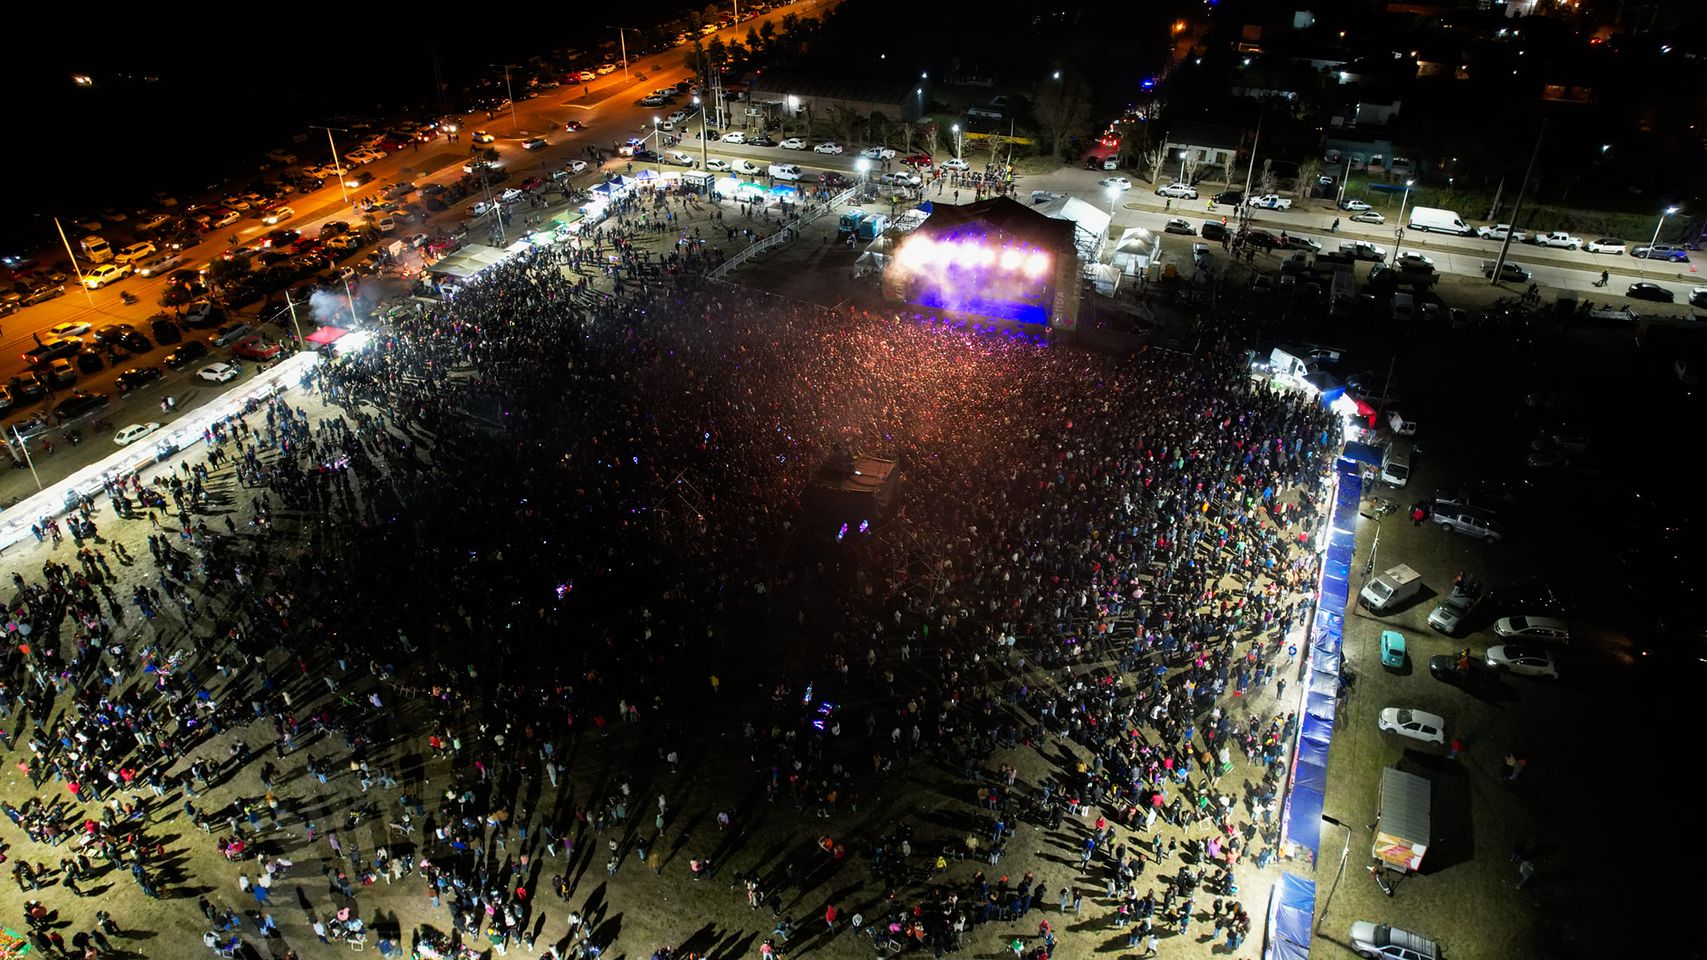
[197,363,240,383]
[665,111,689,124]
[1247,194,1293,210]
[733,160,762,175]
[1348,922,1441,960]
[721,132,746,144]
[113,422,162,446]
[1395,252,1434,269]
[84,263,132,288]
[861,145,897,160]
[940,157,969,171]
[522,137,549,150]
[877,172,920,187]
[1586,238,1626,255]
[1376,708,1446,745]
[1155,181,1195,199]
[500,188,525,203]
[471,130,496,143]
[814,142,844,154]
[1484,645,1560,680]
[704,159,732,172]
[49,322,93,338]
[114,241,157,263]
[137,213,173,231]
[136,253,183,277]
[1101,177,1132,192]
[262,206,294,225]
[1339,198,1373,211]
[1492,615,1570,644]
[1534,231,1583,250]
[779,138,807,150]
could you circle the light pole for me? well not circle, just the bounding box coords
[694,96,710,174]
[1389,179,1414,263]
[855,156,870,189]
[1178,150,1187,184]
[310,125,353,208]
[1314,815,1357,934]
[9,425,42,492]
[495,64,520,130]
[1646,205,1680,260]
[282,289,307,348]
[609,26,635,82]
[652,117,662,177]
[44,215,97,308]
[951,124,962,160]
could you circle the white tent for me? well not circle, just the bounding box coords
[853,250,888,278]
[865,234,895,254]
[1033,195,1112,261]
[426,243,516,281]
[1110,227,1162,276]
[1088,263,1122,296]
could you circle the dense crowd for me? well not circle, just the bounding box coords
[0,201,1335,960]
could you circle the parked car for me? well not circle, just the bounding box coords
[114,367,164,392]
[53,390,110,420]
[1376,708,1446,745]
[1155,182,1195,199]
[778,138,806,150]
[1586,238,1626,255]
[1484,644,1559,679]
[813,142,844,155]
[1348,922,1441,960]
[1627,282,1674,303]
[1339,198,1372,211]
[197,362,241,383]
[1632,243,1690,262]
[164,341,210,368]
[1246,194,1293,210]
[1163,218,1195,235]
[1493,615,1570,643]
[1350,210,1385,225]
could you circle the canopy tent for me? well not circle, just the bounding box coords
[305,326,349,345]
[426,243,516,281]
[1032,195,1112,261]
[1109,226,1162,276]
[1088,262,1122,296]
[852,251,887,278]
[865,234,894,253]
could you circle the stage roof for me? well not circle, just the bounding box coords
[911,196,1077,255]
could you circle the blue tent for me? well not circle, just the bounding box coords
[1341,441,1383,467]
[1265,874,1316,960]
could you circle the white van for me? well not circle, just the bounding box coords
[1391,292,1415,322]
[1380,443,1411,487]
[767,163,802,181]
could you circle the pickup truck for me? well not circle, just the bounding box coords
[1340,240,1386,261]
[1533,231,1583,250]
[1246,194,1293,210]
[1475,223,1527,242]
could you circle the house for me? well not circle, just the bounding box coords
[1163,121,1245,171]
[747,68,932,126]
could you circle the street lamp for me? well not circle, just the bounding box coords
[951,124,962,160]
[1177,150,1187,183]
[1390,179,1414,263]
[694,96,710,175]
[1646,205,1680,259]
[855,156,871,188]
[1315,815,1358,934]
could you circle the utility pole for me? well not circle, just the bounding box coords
[1485,176,1505,222]
[1491,121,1545,285]
[1241,117,1263,201]
[309,124,353,208]
[9,425,42,492]
[48,216,97,308]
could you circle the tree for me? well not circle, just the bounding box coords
[206,257,249,293]
[1032,76,1091,160]
[706,37,728,71]
[869,113,893,150]
[828,104,863,147]
[899,121,915,155]
[746,27,760,50]
[923,121,943,158]
[1143,147,1166,184]
[1258,159,1278,196]
[1296,158,1321,199]
[759,20,775,43]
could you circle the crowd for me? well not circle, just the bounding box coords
[0,192,1336,960]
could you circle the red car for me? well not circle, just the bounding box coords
[819,172,852,189]
[519,176,546,192]
[232,337,282,361]
[902,153,933,168]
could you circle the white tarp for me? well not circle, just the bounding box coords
[1032,195,1112,260]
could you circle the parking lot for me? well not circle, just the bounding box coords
[1292,293,1686,958]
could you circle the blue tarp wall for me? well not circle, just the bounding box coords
[1264,873,1317,960]
[1279,451,1362,883]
